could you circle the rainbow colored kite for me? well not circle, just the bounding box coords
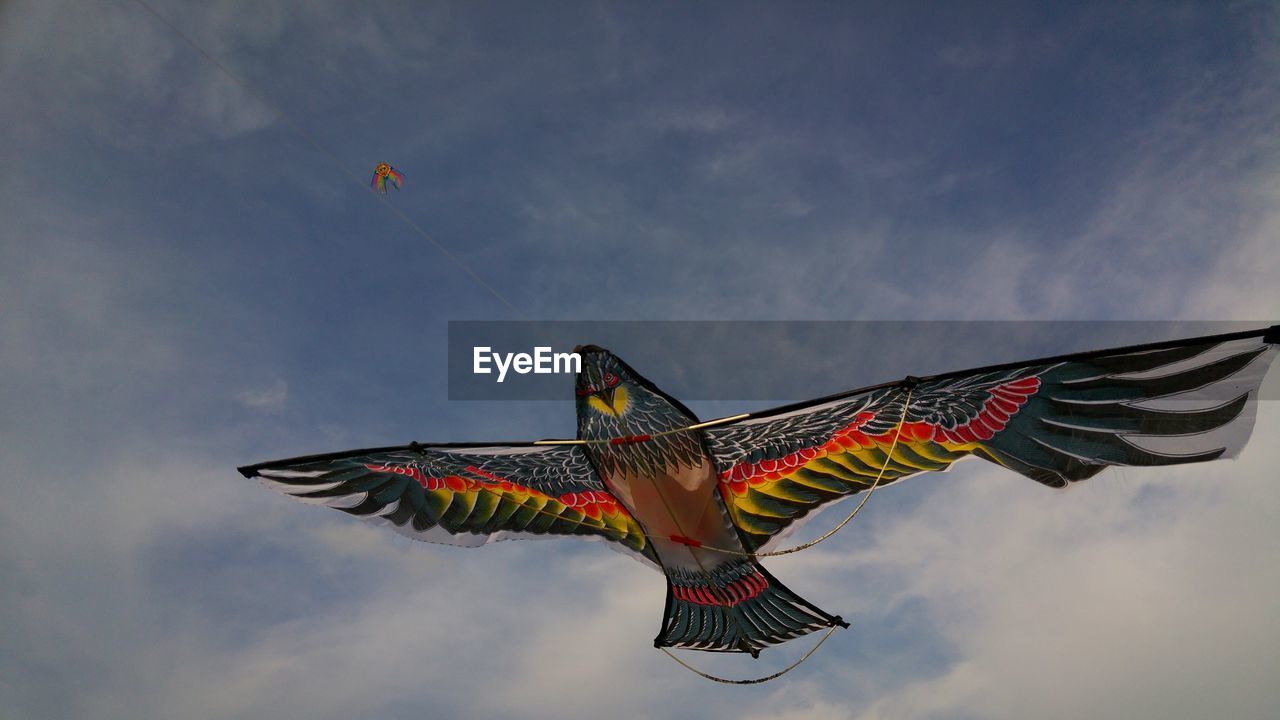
[370,163,403,194]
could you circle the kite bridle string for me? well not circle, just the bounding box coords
[423,425,773,661]
[659,623,840,685]
[414,383,914,684]
[524,384,913,556]
[532,414,752,446]
[695,383,914,559]
[448,385,912,555]
[420,442,764,668]
[470,387,906,556]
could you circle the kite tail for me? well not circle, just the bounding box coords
[655,559,847,657]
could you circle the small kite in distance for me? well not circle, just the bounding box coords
[370,163,403,194]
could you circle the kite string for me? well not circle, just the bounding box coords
[659,624,840,685]
[128,0,524,316]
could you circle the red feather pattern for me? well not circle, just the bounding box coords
[718,376,1040,497]
[671,569,769,607]
[363,463,629,522]
[932,376,1040,443]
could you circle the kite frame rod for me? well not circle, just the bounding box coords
[734,323,1278,423]
[238,324,1277,476]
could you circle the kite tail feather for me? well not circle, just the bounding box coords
[655,560,846,656]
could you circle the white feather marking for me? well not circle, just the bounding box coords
[258,468,329,478]
[321,492,369,509]
[260,478,347,495]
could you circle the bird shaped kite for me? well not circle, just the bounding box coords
[240,327,1278,661]
[370,163,403,194]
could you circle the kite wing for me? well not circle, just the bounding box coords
[707,331,1278,551]
[239,443,656,565]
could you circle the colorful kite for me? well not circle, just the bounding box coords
[370,163,403,194]
[240,327,1278,666]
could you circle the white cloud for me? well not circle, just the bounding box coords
[237,379,288,411]
[0,1,280,148]
[746,681,861,720]
[840,412,1280,719]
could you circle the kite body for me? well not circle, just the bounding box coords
[240,328,1279,658]
[573,346,844,654]
[370,163,403,194]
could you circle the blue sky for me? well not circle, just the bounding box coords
[3,1,1279,718]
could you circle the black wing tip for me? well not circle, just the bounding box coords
[235,440,546,480]
[1265,324,1280,344]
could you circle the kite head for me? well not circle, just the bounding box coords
[574,345,699,443]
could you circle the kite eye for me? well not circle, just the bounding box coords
[604,372,619,387]
[576,385,596,397]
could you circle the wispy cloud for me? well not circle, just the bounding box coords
[237,379,288,411]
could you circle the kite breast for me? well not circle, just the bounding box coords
[595,438,748,567]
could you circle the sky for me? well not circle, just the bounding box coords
[2,1,1279,718]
